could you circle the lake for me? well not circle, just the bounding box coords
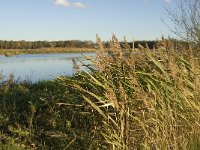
[0,52,95,82]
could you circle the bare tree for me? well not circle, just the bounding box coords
[166,0,200,44]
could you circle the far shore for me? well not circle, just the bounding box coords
[0,47,96,57]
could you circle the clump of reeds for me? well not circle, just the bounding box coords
[58,34,200,149]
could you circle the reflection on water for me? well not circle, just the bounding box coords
[0,53,95,82]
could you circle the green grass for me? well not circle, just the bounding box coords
[0,76,101,149]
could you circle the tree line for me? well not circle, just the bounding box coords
[0,40,95,49]
[0,39,159,50]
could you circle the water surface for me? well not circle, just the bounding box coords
[0,53,95,82]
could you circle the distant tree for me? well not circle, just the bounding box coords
[166,0,200,44]
[0,40,95,49]
[0,41,2,49]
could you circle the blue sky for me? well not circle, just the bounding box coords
[0,0,174,41]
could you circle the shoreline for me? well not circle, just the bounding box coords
[0,47,96,56]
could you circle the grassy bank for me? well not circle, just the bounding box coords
[0,36,200,149]
[0,47,96,56]
[0,75,100,149]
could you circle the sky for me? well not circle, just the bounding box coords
[0,0,175,41]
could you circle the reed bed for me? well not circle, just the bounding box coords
[58,35,200,149]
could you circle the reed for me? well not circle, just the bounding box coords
[59,34,200,149]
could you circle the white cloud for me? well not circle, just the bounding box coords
[53,0,86,8]
[54,0,70,7]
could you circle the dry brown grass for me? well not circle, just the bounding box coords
[58,34,200,149]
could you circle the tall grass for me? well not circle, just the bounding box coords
[58,34,200,149]
[0,75,103,149]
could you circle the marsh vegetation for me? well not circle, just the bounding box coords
[0,35,200,149]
